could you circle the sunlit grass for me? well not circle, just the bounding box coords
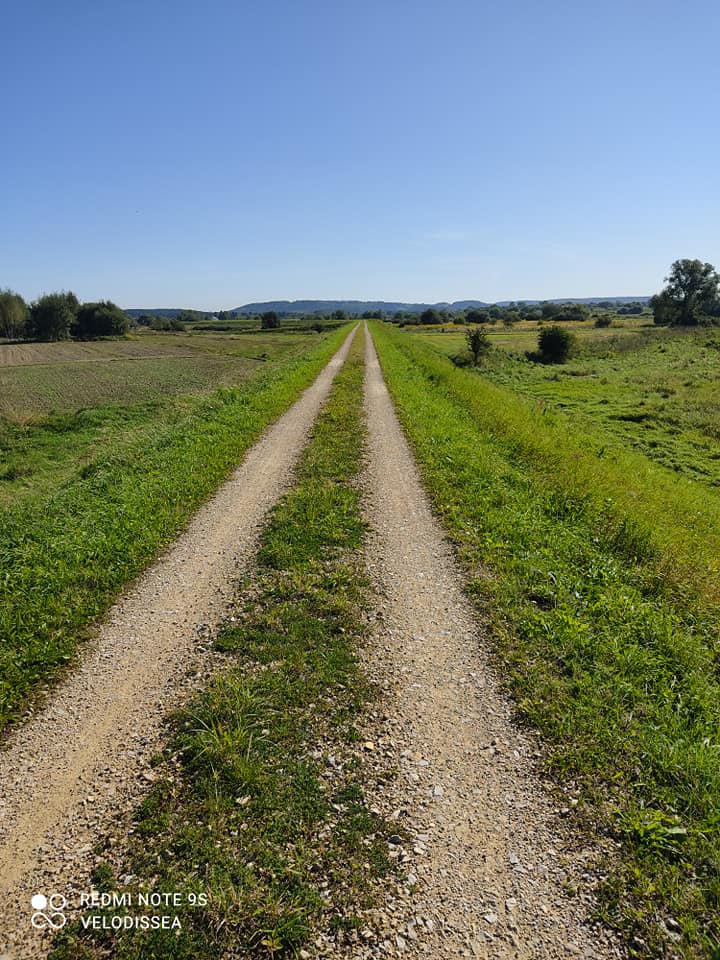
[372,321,720,958]
[0,326,350,733]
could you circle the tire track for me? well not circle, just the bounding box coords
[0,326,357,959]
[359,324,622,959]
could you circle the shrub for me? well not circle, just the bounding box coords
[537,326,575,363]
[73,301,130,339]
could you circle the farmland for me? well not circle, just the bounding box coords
[0,326,349,730]
[3,315,720,958]
[0,330,316,419]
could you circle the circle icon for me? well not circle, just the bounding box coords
[31,894,47,911]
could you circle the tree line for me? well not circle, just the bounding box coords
[0,290,130,341]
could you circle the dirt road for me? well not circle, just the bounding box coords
[0,327,356,959]
[0,322,624,959]
[359,326,622,959]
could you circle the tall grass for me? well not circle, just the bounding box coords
[371,321,720,958]
[375,325,720,607]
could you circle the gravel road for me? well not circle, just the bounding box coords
[0,327,356,959]
[356,325,624,959]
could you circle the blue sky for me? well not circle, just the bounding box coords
[3,0,719,309]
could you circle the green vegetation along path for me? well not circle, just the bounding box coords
[354,325,622,959]
[0,327,357,960]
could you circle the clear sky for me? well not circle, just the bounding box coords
[3,0,719,309]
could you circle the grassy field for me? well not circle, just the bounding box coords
[51,328,399,960]
[0,325,351,733]
[371,321,720,959]
[413,319,720,488]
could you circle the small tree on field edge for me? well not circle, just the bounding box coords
[466,328,491,366]
[0,289,28,339]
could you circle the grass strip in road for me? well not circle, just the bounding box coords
[0,326,350,734]
[51,329,402,959]
[371,322,720,960]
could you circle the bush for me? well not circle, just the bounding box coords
[537,326,575,363]
[150,316,172,331]
[73,300,130,339]
[261,311,280,330]
[594,315,613,328]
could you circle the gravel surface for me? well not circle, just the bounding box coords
[0,328,356,959]
[352,326,625,960]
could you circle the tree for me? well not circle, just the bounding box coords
[465,308,489,324]
[28,291,79,341]
[654,259,720,326]
[466,328,491,366]
[420,308,441,325]
[73,300,130,339]
[0,289,29,339]
[537,325,575,363]
[261,311,280,329]
[150,316,172,331]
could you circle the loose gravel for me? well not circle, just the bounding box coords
[0,328,356,959]
[353,325,625,960]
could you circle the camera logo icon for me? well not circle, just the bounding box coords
[31,893,67,930]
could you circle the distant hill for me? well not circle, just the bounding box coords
[229,300,491,315]
[232,297,650,314]
[126,297,650,318]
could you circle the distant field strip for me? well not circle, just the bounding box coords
[371,321,720,958]
[0,332,315,419]
[0,326,351,733]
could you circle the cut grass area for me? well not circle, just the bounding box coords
[371,322,720,959]
[0,326,351,734]
[50,327,399,960]
[415,322,720,488]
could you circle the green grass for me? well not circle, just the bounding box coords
[413,321,720,488]
[371,321,720,959]
[50,327,400,960]
[0,325,351,733]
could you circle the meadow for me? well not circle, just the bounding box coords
[0,326,349,732]
[413,318,720,488]
[372,320,720,958]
